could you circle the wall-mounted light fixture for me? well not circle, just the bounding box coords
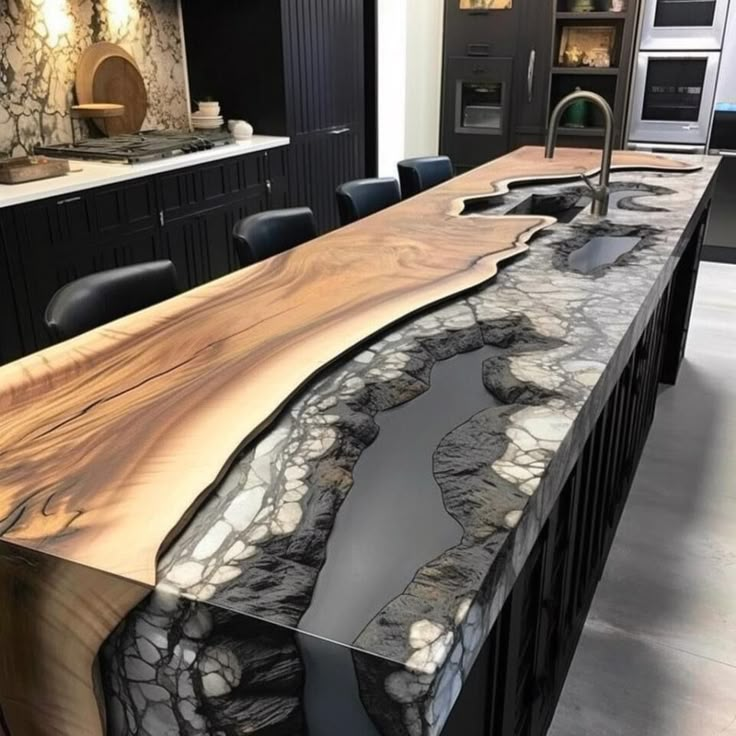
[40,0,72,47]
[105,0,137,34]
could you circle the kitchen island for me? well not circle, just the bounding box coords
[0,147,719,736]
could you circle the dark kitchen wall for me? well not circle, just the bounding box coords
[0,0,189,156]
[181,0,288,136]
[181,0,372,234]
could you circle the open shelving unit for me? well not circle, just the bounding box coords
[547,0,639,147]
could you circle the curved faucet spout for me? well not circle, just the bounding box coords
[545,90,615,217]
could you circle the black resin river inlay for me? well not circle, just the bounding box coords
[569,236,643,274]
[299,345,501,642]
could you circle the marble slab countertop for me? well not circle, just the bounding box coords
[99,155,720,735]
[0,135,290,209]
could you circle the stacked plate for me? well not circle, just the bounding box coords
[192,111,224,130]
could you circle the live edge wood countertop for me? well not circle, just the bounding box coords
[0,147,699,736]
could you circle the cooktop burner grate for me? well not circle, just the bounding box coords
[35,130,234,163]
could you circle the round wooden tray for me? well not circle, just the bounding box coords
[75,42,148,135]
[71,103,126,119]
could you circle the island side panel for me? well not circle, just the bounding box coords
[0,542,150,736]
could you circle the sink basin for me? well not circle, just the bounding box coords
[568,236,641,274]
[460,182,670,221]
[506,193,586,224]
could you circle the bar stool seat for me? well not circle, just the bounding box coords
[44,260,179,342]
[397,156,454,199]
[232,207,318,268]
[335,177,401,225]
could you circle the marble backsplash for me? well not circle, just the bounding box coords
[0,0,189,156]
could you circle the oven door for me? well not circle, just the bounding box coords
[628,51,720,145]
[441,56,513,168]
[640,0,730,50]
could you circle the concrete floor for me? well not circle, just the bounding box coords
[548,262,736,736]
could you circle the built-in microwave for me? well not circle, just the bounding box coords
[628,51,720,149]
[640,0,731,50]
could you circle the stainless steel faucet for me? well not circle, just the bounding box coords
[545,90,615,217]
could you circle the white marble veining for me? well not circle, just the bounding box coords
[0,0,189,156]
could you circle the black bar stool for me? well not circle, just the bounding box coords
[335,177,401,226]
[397,156,455,199]
[232,207,318,268]
[44,260,179,342]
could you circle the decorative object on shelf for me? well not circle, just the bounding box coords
[562,44,585,66]
[566,0,596,11]
[459,0,512,8]
[559,25,616,67]
[70,103,126,144]
[192,99,224,131]
[560,86,590,128]
[0,155,70,185]
[75,42,148,136]
[610,0,626,11]
[229,120,254,141]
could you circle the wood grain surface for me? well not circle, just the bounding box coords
[91,57,147,135]
[0,147,699,736]
[75,42,147,136]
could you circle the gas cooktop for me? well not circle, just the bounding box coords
[35,130,234,164]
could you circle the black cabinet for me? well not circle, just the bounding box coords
[181,0,370,234]
[512,0,553,146]
[440,55,515,169]
[441,0,554,169]
[282,0,367,232]
[0,147,287,364]
[0,215,24,363]
[7,185,160,352]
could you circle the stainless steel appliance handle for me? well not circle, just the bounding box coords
[527,49,536,103]
[628,142,705,155]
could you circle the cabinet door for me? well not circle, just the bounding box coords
[441,56,514,170]
[91,178,158,240]
[443,0,524,59]
[281,0,365,134]
[281,0,366,230]
[264,147,290,210]
[0,214,25,364]
[288,125,365,233]
[158,196,268,289]
[512,0,553,143]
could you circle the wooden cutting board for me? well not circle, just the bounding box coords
[76,42,147,135]
[0,156,69,184]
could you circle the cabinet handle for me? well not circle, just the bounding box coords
[57,196,81,206]
[159,210,165,227]
[328,127,350,135]
[265,179,272,206]
[527,49,536,103]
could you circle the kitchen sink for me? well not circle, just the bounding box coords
[460,183,667,222]
[506,192,587,224]
[568,236,642,274]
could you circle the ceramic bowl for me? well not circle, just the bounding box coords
[198,102,221,116]
[231,121,254,140]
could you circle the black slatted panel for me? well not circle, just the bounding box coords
[0,214,26,361]
[282,0,366,233]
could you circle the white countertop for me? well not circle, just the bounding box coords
[0,135,290,209]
